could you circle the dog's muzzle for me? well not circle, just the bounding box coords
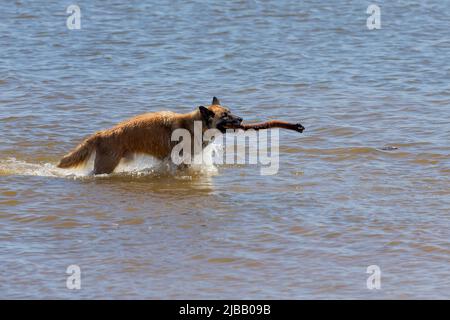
[218,117,243,133]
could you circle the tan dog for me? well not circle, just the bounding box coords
[57,97,243,174]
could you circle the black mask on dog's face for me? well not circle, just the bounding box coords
[199,97,243,133]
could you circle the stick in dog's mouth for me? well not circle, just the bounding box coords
[224,120,305,133]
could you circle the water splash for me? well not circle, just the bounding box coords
[0,142,221,179]
[0,158,71,177]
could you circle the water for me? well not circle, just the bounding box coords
[1,0,449,299]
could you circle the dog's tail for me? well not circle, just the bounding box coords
[57,135,99,168]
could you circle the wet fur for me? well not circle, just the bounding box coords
[57,98,240,175]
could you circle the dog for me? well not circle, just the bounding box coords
[57,97,243,174]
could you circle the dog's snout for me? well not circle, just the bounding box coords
[229,115,243,124]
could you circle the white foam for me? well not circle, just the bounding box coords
[0,141,221,178]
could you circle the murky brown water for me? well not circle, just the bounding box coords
[1,1,449,299]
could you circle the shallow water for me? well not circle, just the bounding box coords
[1,0,449,299]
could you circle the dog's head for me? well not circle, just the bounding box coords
[199,97,243,133]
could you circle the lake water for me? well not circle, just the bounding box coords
[0,0,449,299]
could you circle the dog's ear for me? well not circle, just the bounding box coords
[212,97,220,105]
[199,106,215,120]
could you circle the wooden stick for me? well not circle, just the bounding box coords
[226,120,305,133]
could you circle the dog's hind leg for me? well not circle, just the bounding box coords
[93,145,122,175]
